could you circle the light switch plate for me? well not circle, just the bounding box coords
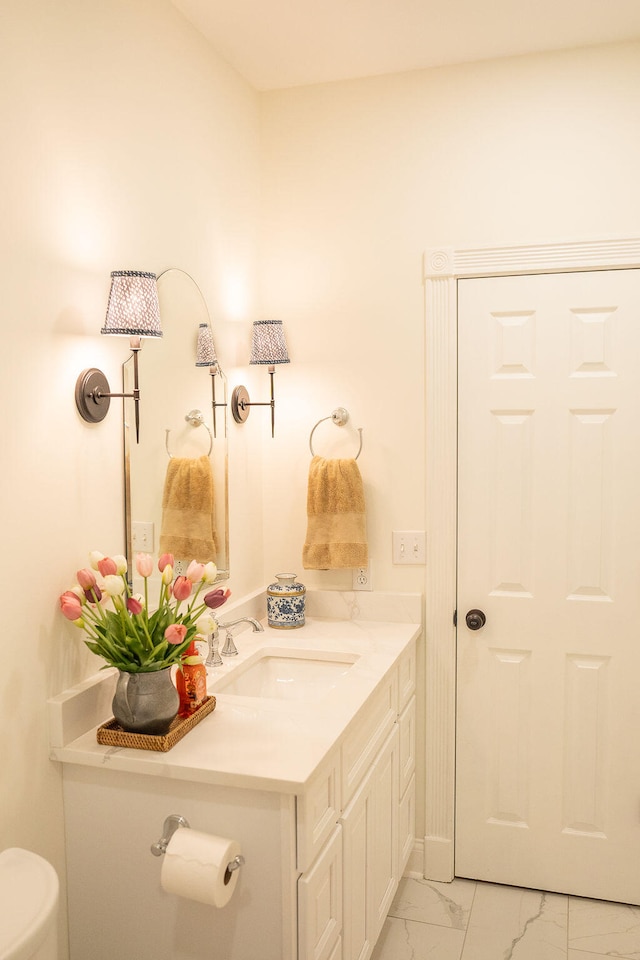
[132,520,154,552]
[392,530,426,564]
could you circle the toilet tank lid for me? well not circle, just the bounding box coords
[0,848,59,960]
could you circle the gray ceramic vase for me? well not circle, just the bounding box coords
[112,668,179,736]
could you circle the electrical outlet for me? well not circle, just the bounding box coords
[352,561,372,591]
[132,520,154,552]
[392,530,426,565]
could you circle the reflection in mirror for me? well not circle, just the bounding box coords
[123,269,229,591]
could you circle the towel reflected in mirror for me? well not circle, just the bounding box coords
[159,455,217,563]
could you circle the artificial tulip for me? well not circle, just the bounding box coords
[165,623,187,645]
[186,560,205,583]
[76,568,97,591]
[202,562,217,583]
[196,613,216,636]
[204,588,231,610]
[60,592,83,621]
[103,575,126,597]
[97,556,118,577]
[172,576,192,601]
[126,596,143,615]
[135,553,154,578]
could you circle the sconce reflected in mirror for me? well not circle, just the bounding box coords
[231,319,290,437]
[195,322,227,439]
[75,270,162,443]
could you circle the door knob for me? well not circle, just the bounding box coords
[465,609,486,631]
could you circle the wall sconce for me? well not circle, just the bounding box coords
[195,322,227,438]
[231,320,290,437]
[75,270,162,443]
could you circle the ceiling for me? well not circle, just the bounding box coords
[171,0,640,91]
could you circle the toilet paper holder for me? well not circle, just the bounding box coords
[150,814,245,874]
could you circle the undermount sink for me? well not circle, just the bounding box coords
[214,651,359,701]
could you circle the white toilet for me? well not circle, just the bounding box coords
[0,848,59,960]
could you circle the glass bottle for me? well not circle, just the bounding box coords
[175,641,207,717]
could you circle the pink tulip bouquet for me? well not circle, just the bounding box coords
[59,551,230,673]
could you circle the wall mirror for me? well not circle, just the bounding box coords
[123,268,229,589]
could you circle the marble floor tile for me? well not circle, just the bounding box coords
[370,874,640,960]
[388,876,477,929]
[569,897,640,959]
[569,951,617,960]
[371,916,466,960]
[461,882,568,960]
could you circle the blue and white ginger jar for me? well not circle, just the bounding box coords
[267,573,306,629]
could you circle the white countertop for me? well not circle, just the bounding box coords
[50,604,421,794]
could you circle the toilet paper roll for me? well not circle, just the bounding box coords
[161,829,242,907]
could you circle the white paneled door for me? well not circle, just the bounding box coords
[456,270,640,905]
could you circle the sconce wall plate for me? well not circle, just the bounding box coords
[231,385,251,423]
[75,368,111,423]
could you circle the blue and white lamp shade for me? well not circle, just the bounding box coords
[249,320,290,365]
[101,270,162,338]
[195,323,218,368]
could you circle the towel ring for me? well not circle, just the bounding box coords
[166,409,213,458]
[309,407,363,459]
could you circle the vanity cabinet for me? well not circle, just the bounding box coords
[298,641,416,960]
[55,631,417,960]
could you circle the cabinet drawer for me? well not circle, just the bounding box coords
[398,639,417,712]
[341,673,397,806]
[398,696,416,798]
[297,754,340,872]
[298,825,343,960]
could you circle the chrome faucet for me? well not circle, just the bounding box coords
[205,617,264,664]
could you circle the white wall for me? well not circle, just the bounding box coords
[258,40,640,840]
[0,3,261,956]
[259,40,640,595]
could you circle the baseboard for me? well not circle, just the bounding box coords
[423,835,454,882]
[402,839,425,879]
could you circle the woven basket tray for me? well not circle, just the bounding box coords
[96,696,216,753]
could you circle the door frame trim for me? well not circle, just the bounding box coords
[422,236,640,881]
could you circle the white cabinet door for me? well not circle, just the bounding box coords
[457,269,640,904]
[341,728,399,960]
[398,774,416,876]
[298,825,343,960]
[369,729,399,938]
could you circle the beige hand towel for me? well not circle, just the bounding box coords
[159,455,217,563]
[303,456,368,570]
